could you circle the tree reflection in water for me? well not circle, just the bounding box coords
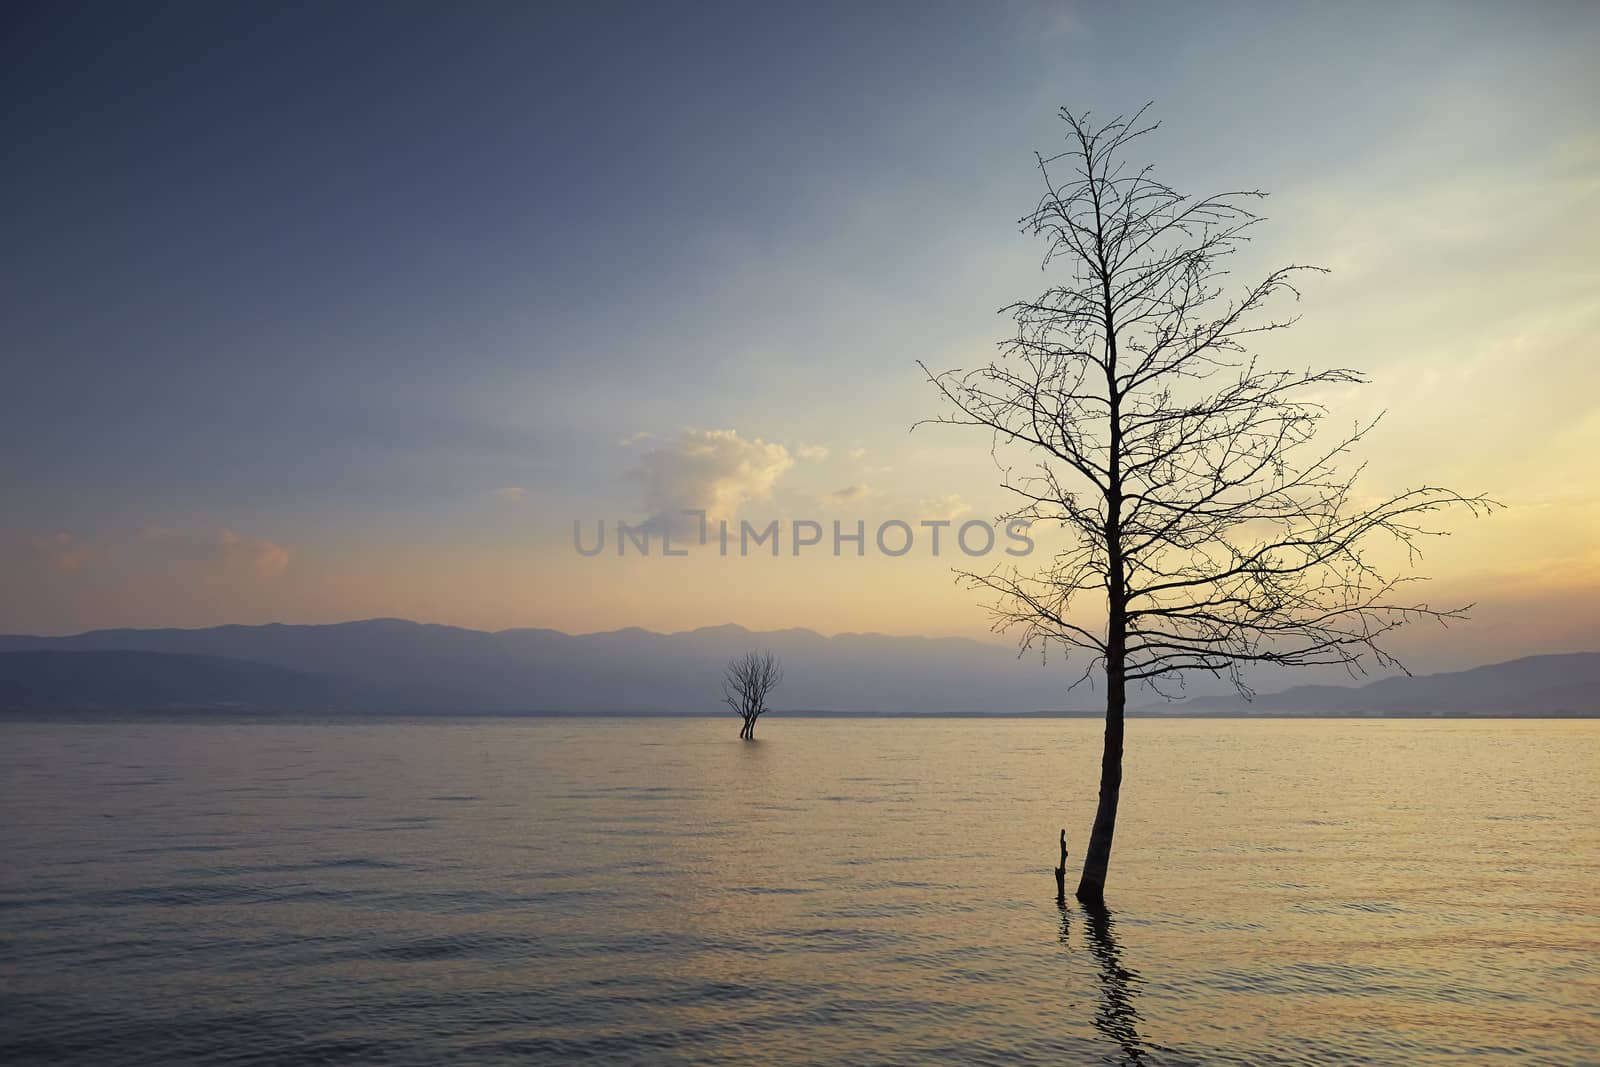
[1060,901,1146,1064]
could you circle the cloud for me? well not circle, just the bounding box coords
[143,527,290,579]
[490,487,527,502]
[796,443,830,461]
[619,431,654,447]
[633,429,794,526]
[849,447,867,461]
[218,530,289,577]
[21,532,95,575]
[920,493,971,521]
[826,484,871,504]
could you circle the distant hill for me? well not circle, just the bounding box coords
[1166,653,1600,716]
[0,622,1592,716]
[0,620,1075,714]
[0,650,363,714]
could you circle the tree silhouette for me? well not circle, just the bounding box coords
[922,106,1493,905]
[723,650,783,740]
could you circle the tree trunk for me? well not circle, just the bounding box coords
[1080,235,1126,908]
[1076,660,1124,906]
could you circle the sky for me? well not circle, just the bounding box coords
[3,1,1598,676]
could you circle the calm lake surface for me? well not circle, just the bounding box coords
[2,717,1596,1065]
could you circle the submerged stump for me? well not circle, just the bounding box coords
[1054,829,1068,905]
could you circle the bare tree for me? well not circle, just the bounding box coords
[921,106,1494,906]
[723,650,783,739]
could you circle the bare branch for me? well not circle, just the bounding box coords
[923,107,1497,698]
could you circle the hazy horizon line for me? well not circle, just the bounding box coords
[4,617,1596,680]
[4,708,1596,722]
[0,616,1017,645]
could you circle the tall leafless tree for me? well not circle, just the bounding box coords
[723,650,783,739]
[921,106,1494,906]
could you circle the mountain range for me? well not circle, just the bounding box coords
[0,620,1068,714]
[0,620,1594,716]
[1168,653,1600,716]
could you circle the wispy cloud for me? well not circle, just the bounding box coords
[143,527,290,579]
[920,493,970,521]
[490,487,527,502]
[21,532,96,575]
[825,484,871,504]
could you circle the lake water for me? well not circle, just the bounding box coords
[1,717,1596,1065]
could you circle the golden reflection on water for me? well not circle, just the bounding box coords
[0,717,1596,1064]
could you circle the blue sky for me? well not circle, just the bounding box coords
[3,1,1598,668]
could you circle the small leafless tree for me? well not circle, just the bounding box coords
[723,650,783,740]
[921,106,1494,906]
